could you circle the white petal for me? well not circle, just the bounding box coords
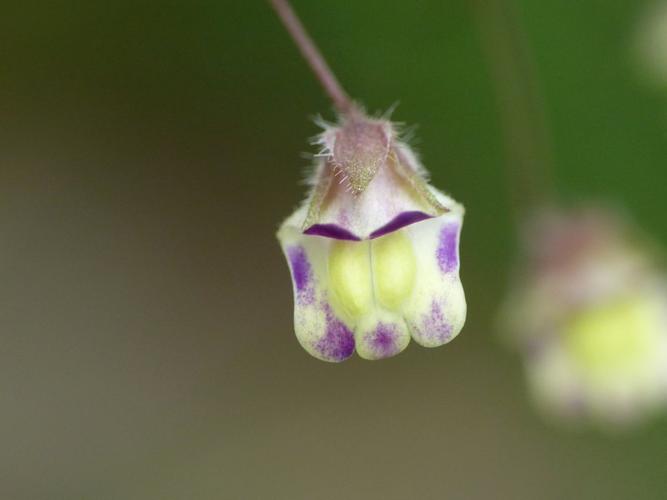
[278,207,356,362]
[354,310,411,360]
[402,193,466,347]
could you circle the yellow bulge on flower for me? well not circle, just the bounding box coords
[564,294,658,378]
[328,231,417,320]
[328,241,374,318]
[373,232,416,310]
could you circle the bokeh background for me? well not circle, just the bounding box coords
[3,1,667,498]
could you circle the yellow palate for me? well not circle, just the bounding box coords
[328,231,417,319]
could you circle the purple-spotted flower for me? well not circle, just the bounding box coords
[278,109,466,361]
[501,207,667,427]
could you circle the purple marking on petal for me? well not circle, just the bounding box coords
[287,246,315,305]
[436,223,460,273]
[315,305,355,362]
[369,211,433,239]
[304,224,361,241]
[287,246,311,292]
[365,322,400,358]
[420,300,452,343]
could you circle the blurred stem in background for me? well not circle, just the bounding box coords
[471,0,557,217]
[268,0,353,114]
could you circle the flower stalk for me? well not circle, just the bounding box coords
[268,0,354,114]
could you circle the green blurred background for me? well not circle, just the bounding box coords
[3,0,667,498]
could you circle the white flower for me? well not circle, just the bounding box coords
[277,109,466,361]
[501,207,667,427]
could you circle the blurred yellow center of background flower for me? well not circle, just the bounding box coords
[564,294,657,378]
[328,231,416,319]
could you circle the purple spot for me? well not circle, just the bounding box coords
[287,246,315,305]
[365,322,400,358]
[369,211,433,239]
[304,224,361,241]
[436,223,459,273]
[315,305,355,362]
[287,246,311,292]
[420,300,452,344]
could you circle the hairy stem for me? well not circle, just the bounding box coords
[471,0,556,214]
[269,0,354,113]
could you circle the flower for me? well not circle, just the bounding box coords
[277,109,466,361]
[500,207,667,427]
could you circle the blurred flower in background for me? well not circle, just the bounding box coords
[478,0,667,430]
[500,206,667,428]
[635,0,667,87]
